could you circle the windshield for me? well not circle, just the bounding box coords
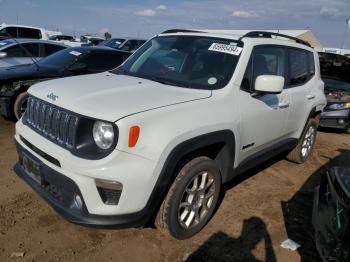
[101,38,125,49]
[38,48,84,68]
[323,78,350,93]
[111,35,242,89]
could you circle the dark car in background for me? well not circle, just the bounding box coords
[319,52,350,133]
[313,167,350,261]
[0,39,67,68]
[0,46,131,120]
[49,35,75,41]
[99,37,146,53]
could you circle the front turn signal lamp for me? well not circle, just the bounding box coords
[128,126,140,147]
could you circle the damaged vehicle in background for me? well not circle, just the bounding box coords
[318,52,350,133]
[313,167,350,261]
[0,39,67,68]
[0,46,131,120]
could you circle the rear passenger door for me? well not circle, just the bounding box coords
[283,48,315,136]
[238,45,290,159]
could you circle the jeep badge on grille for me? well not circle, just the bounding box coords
[47,92,59,101]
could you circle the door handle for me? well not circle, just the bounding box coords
[307,94,315,100]
[278,102,290,109]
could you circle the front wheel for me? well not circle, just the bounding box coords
[286,118,318,164]
[14,92,29,120]
[155,156,221,239]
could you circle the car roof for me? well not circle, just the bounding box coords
[0,24,44,30]
[0,38,67,45]
[158,30,314,52]
[66,46,129,53]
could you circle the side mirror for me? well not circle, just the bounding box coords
[0,52,7,59]
[69,62,88,73]
[255,75,284,94]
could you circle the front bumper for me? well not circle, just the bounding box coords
[14,141,152,228]
[319,108,350,130]
[312,168,350,261]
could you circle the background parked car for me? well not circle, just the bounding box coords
[0,46,131,120]
[49,34,83,47]
[49,35,75,42]
[99,37,147,53]
[0,23,61,40]
[80,35,105,46]
[318,52,350,133]
[0,39,67,68]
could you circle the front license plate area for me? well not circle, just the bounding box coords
[22,153,42,184]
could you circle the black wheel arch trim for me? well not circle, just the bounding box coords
[143,130,236,223]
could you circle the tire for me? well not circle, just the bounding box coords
[14,92,29,120]
[155,156,221,239]
[286,118,318,164]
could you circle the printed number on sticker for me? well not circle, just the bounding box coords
[208,43,242,56]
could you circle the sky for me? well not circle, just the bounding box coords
[0,0,350,48]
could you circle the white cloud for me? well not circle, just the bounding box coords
[156,5,167,10]
[320,7,340,19]
[231,10,259,18]
[135,9,156,17]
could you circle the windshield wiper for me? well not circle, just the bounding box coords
[147,76,189,88]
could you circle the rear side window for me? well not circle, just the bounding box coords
[288,49,308,86]
[18,27,41,39]
[44,44,65,56]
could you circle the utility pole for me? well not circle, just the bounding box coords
[340,18,350,50]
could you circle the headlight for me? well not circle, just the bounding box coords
[328,102,350,110]
[93,121,115,149]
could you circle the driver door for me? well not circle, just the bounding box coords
[238,46,290,160]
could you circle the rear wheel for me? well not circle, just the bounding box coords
[286,118,318,164]
[155,156,221,239]
[14,92,29,120]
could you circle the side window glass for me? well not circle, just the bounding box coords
[44,44,65,56]
[18,28,41,39]
[241,58,253,92]
[0,27,18,38]
[252,46,285,89]
[5,45,27,57]
[22,43,40,57]
[308,52,315,78]
[288,49,308,86]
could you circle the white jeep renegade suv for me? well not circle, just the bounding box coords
[14,30,326,239]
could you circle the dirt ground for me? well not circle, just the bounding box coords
[1,117,349,262]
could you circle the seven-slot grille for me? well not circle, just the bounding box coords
[25,96,79,149]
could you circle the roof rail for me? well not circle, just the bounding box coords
[239,31,311,47]
[161,29,204,34]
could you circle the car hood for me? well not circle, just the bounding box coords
[28,72,212,122]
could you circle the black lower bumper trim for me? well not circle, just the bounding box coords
[14,142,150,228]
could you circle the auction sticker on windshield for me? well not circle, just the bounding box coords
[69,51,82,56]
[208,43,242,56]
